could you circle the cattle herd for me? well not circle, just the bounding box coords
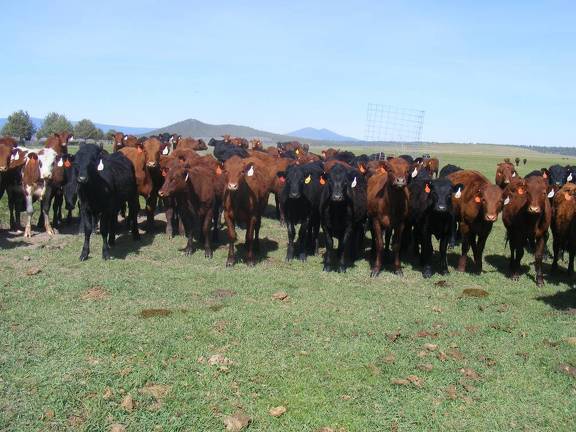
[0,133,575,287]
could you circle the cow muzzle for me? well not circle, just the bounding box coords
[228,183,239,191]
[0,166,7,172]
[485,214,498,222]
[78,176,88,183]
[394,178,407,188]
[147,161,157,168]
[289,192,301,199]
[528,205,541,214]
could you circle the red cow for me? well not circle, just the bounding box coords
[502,176,552,285]
[495,161,518,188]
[222,156,270,266]
[551,183,576,280]
[447,170,504,273]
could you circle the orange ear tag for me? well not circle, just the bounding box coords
[320,177,326,185]
[517,187,524,195]
[425,184,431,193]
[161,170,167,177]
[474,196,481,203]
[543,172,548,179]
[216,166,223,175]
[279,176,286,184]
[64,160,71,168]
[565,192,572,201]
[378,167,385,174]
[359,165,366,173]
[137,147,143,154]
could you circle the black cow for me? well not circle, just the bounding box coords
[208,138,249,162]
[543,165,569,189]
[399,155,414,164]
[525,170,543,178]
[409,176,464,277]
[319,163,367,272]
[71,144,140,260]
[279,162,324,261]
[331,151,355,165]
[439,164,462,178]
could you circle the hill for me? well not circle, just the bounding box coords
[286,127,358,142]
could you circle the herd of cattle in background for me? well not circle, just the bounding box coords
[0,132,575,287]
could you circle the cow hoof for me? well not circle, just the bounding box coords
[102,251,110,260]
[439,268,449,275]
[226,259,235,267]
[323,265,331,272]
[205,250,213,259]
[285,253,293,262]
[184,249,193,256]
[394,269,404,277]
[247,260,256,267]
[79,253,89,261]
[536,277,544,287]
[46,228,55,236]
[370,268,379,278]
[338,265,347,273]
[298,253,307,262]
[422,268,432,279]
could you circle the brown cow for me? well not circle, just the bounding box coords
[502,176,552,285]
[424,157,439,178]
[250,139,264,151]
[45,132,73,155]
[0,145,28,229]
[120,146,153,229]
[0,137,17,148]
[159,159,216,257]
[224,135,249,149]
[495,161,518,188]
[112,132,125,152]
[447,170,504,273]
[176,137,208,151]
[551,183,576,279]
[222,156,269,266]
[367,158,410,276]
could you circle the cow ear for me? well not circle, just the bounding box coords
[541,168,549,179]
[276,170,286,178]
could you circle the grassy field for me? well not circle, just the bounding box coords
[1,147,576,431]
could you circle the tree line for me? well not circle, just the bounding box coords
[1,110,119,143]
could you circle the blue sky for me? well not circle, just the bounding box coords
[2,0,575,145]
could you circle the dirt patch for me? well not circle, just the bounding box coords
[461,288,489,298]
[81,286,108,301]
[139,309,172,318]
[211,289,237,298]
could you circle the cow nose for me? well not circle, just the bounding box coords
[437,205,447,211]
[528,206,541,213]
[394,178,406,187]
[289,192,300,199]
[332,193,344,201]
[228,183,238,191]
[0,166,6,172]
[78,176,87,183]
[504,179,510,184]
[485,214,497,222]
[147,161,157,167]
[158,190,165,197]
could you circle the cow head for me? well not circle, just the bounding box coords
[475,184,504,222]
[0,143,12,172]
[142,138,162,168]
[37,148,58,180]
[325,163,349,202]
[282,166,309,199]
[426,179,464,213]
[195,139,208,151]
[383,158,409,188]
[524,177,550,214]
[59,131,73,146]
[543,165,568,188]
[158,161,189,197]
[495,162,517,187]
[74,144,104,184]
[224,156,256,191]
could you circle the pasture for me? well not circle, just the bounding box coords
[1,145,576,431]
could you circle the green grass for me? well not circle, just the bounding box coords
[1,148,576,431]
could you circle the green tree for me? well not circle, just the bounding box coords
[95,128,104,140]
[74,119,100,139]
[105,129,117,140]
[1,110,36,142]
[36,112,73,138]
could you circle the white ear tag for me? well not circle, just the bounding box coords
[547,189,555,198]
[162,147,169,155]
[454,188,462,199]
[504,197,510,205]
[247,166,254,177]
[411,168,418,178]
[351,176,357,188]
[57,159,63,167]
[185,173,189,182]
[568,173,573,182]
[512,172,516,177]
[14,152,20,161]
[97,159,104,171]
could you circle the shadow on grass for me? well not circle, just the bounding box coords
[536,287,576,311]
[233,237,279,265]
[485,254,530,277]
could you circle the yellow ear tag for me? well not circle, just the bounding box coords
[304,175,311,184]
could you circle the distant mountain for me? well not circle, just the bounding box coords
[146,118,307,144]
[287,127,358,142]
[0,117,155,135]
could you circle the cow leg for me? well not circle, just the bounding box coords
[439,234,449,275]
[164,202,174,238]
[421,231,433,278]
[203,209,213,258]
[322,228,335,272]
[52,191,63,227]
[384,228,392,259]
[212,203,222,243]
[224,210,237,267]
[254,217,261,252]
[448,214,458,249]
[568,248,575,276]
[297,218,309,261]
[286,220,296,261]
[24,189,34,238]
[79,209,92,261]
[41,186,56,236]
[534,236,546,286]
[128,197,141,241]
[145,194,157,232]
[245,216,257,266]
[339,226,353,273]
[551,234,560,273]
[370,219,384,277]
[100,214,111,260]
[392,224,404,276]
[275,193,285,226]
[457,223,471,272]
[312,215,321,255]
[474,230,490,274]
